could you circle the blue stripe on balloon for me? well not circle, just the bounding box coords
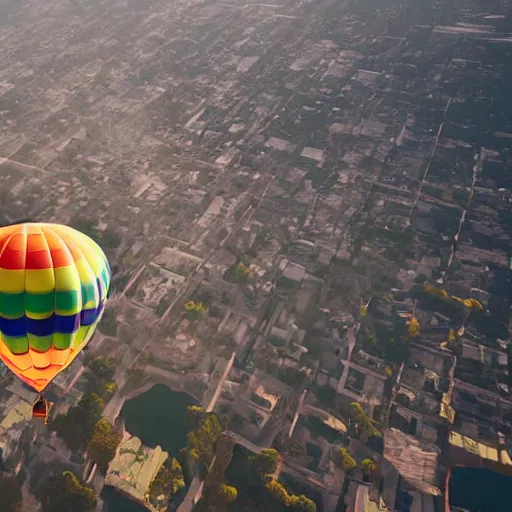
[81,308,97,326]
[0,303,105,337]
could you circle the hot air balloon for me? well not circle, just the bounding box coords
[0,223,111,422]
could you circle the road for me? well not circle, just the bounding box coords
[354,483,369,512]
[289,389,307,438]
[206,352,236,412]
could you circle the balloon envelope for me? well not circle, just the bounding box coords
[0,223,111,392]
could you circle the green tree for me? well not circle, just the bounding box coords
[170,458,186,494]
[184,301,207,321]
[441,328,462,354]
[265,480,290,504]
[423,282,448,299]
[200,435,238,512]
[350,402,382,439]
[209,434,236,477]
[150,457,185,502]
[0,475,23,512]
[51,393,105,451]
[38,471,96,512]
[218,483,238,504]
[338,448,356,472]
[186,405,207,430]
[184,410,223,471]
[104,382,116,394]
[87,419,122,472]
[249,449,280,479]
[290,494,317,512]
[361,458,377,472]
[264,480,317,512]
[407,317,420,339]
[200,482,239,512]
[78,393,105,423]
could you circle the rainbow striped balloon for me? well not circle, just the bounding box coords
[0,223,111,392]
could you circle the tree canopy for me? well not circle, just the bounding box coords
[186,405,207,431]
[338,448,356,472]
[265,480,289,503]
[199,434,237,512]
[264,479,317,512]
[222,445,318,512]
[187,414,223,466]
[184,301,207,320]
[411,282,466,321]
[37,471,96,512]
[249,449,280,480]
[350,402,382,439]
[149,456,185,508]
[290,494,317,512]
[51,393,105,452]
[361,458,377,472]
[87,418,122,472]
[170,458,186,495]
[182,406,223,474]
[423,282,448,299]
[453,296,484,311]
[407,317,420,338]
[218,484,238,504]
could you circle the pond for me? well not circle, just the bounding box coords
[449,467,512,512]
[102,487,148,512]
[101,384,198,511]
[120,384,197,457]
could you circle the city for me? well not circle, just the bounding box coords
[0,0,511,511]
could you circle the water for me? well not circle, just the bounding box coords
[101,385,198,511]
[449,467,512,512]
[119,384,197,457]
[102,487,149,512]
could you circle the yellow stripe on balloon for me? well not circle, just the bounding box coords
[53,265,81,291]
[0,269,25,293]
[25,268,56,294]
[74,257,97,286]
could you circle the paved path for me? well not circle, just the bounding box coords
[206,352,236,412]
[288,389,307,438]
